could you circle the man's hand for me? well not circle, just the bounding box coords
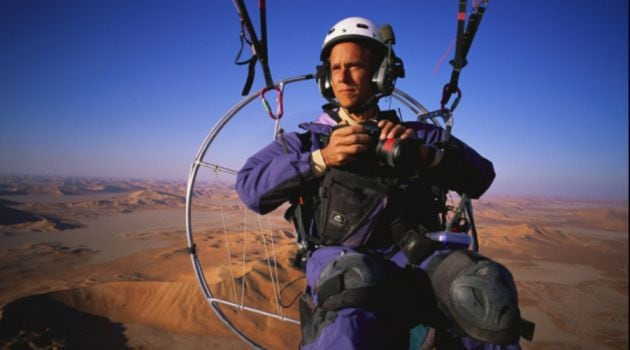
[321,121,415,168]
[320,125,372,167]
[377,120,414,140]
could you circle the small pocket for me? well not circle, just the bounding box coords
[316,169,388,247]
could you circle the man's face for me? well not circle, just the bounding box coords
[329,42,376,110]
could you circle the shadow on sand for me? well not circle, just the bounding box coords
[0,292,130,349]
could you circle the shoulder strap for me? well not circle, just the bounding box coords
[323,106,341,123]
[285,193,322,269]
[376,109,401,123]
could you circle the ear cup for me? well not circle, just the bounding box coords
[372,53,404,96]
[316,64,335,99]
[372,57,392,96]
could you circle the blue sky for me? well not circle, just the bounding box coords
[1,0,628,200]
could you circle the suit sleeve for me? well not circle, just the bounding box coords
[411,123,495,199]
[236,132,317,214]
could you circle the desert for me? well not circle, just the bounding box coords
[0,175,627,349]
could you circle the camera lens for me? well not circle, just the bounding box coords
[361,120,422,170]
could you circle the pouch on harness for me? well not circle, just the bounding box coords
[315,168,388,247]
[286,166,439,268]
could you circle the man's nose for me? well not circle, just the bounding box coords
[336,67,351,83]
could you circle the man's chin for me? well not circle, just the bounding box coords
[338,98,362,109]
[339,100,372,112]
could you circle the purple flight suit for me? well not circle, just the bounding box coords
[236,112,517,349]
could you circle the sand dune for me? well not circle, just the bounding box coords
[0,204,83,232]
[0,175,146,197]
[1,213,303,349]
[0,177,627,349]
[0,259,296,349]
[472,198,628,349]
[67,189,186,213]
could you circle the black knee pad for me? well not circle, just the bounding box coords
[300,252,388,346]
[425,250,534,344]
[315,252,388,311]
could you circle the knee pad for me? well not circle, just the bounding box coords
[315,252,388,311]
[425,250,534,344]
[300,252,389,346]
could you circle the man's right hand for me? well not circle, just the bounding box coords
[320,125,372,167]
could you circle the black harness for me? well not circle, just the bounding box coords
[287,109,440,269]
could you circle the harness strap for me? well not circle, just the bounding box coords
[448,0,468,92]
[460,1,487,66]
[442,0,489,111]
[377,109,401,123]
[285,195,320,269]
[258,0,274,89]
[323,107,342,123]
[242,57,257,96]
[392,224,439,266]
[317,275,383,311]
[232,0,275,95]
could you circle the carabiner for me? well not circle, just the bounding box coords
[440,83,462,112]
[260,85,283,120]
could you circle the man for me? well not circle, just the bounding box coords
[237,17,522,349]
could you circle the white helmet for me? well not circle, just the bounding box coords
[320,17,386,60]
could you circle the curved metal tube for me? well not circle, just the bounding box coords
[185,74,313,349]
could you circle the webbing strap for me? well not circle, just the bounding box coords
[242,58,257,96]
[323,107,342,123]
[519,318,535,341]
[442,0,489,111]
[448,0,468,92]
[232,0,275,95]
[258,0,274,88]
[460,2,487,66]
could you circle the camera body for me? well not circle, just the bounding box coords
[362,120,423,169]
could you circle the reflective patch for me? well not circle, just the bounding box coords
[329,210,345,227]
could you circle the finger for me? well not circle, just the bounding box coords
[386,124,405,139]
[345,133,372,145]
[334,141,370,157]
[332,124,364,137]
[400,128,415,139]
[329,126,360,145]
[344,143,369,154]
[330,133,371,149]
[377,121,395,140]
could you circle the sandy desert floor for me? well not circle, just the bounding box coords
[0,176,627,349]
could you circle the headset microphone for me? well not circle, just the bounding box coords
[373,24,403,97]
[380,24,395,47]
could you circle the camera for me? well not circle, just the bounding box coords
[362,120,424,169]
